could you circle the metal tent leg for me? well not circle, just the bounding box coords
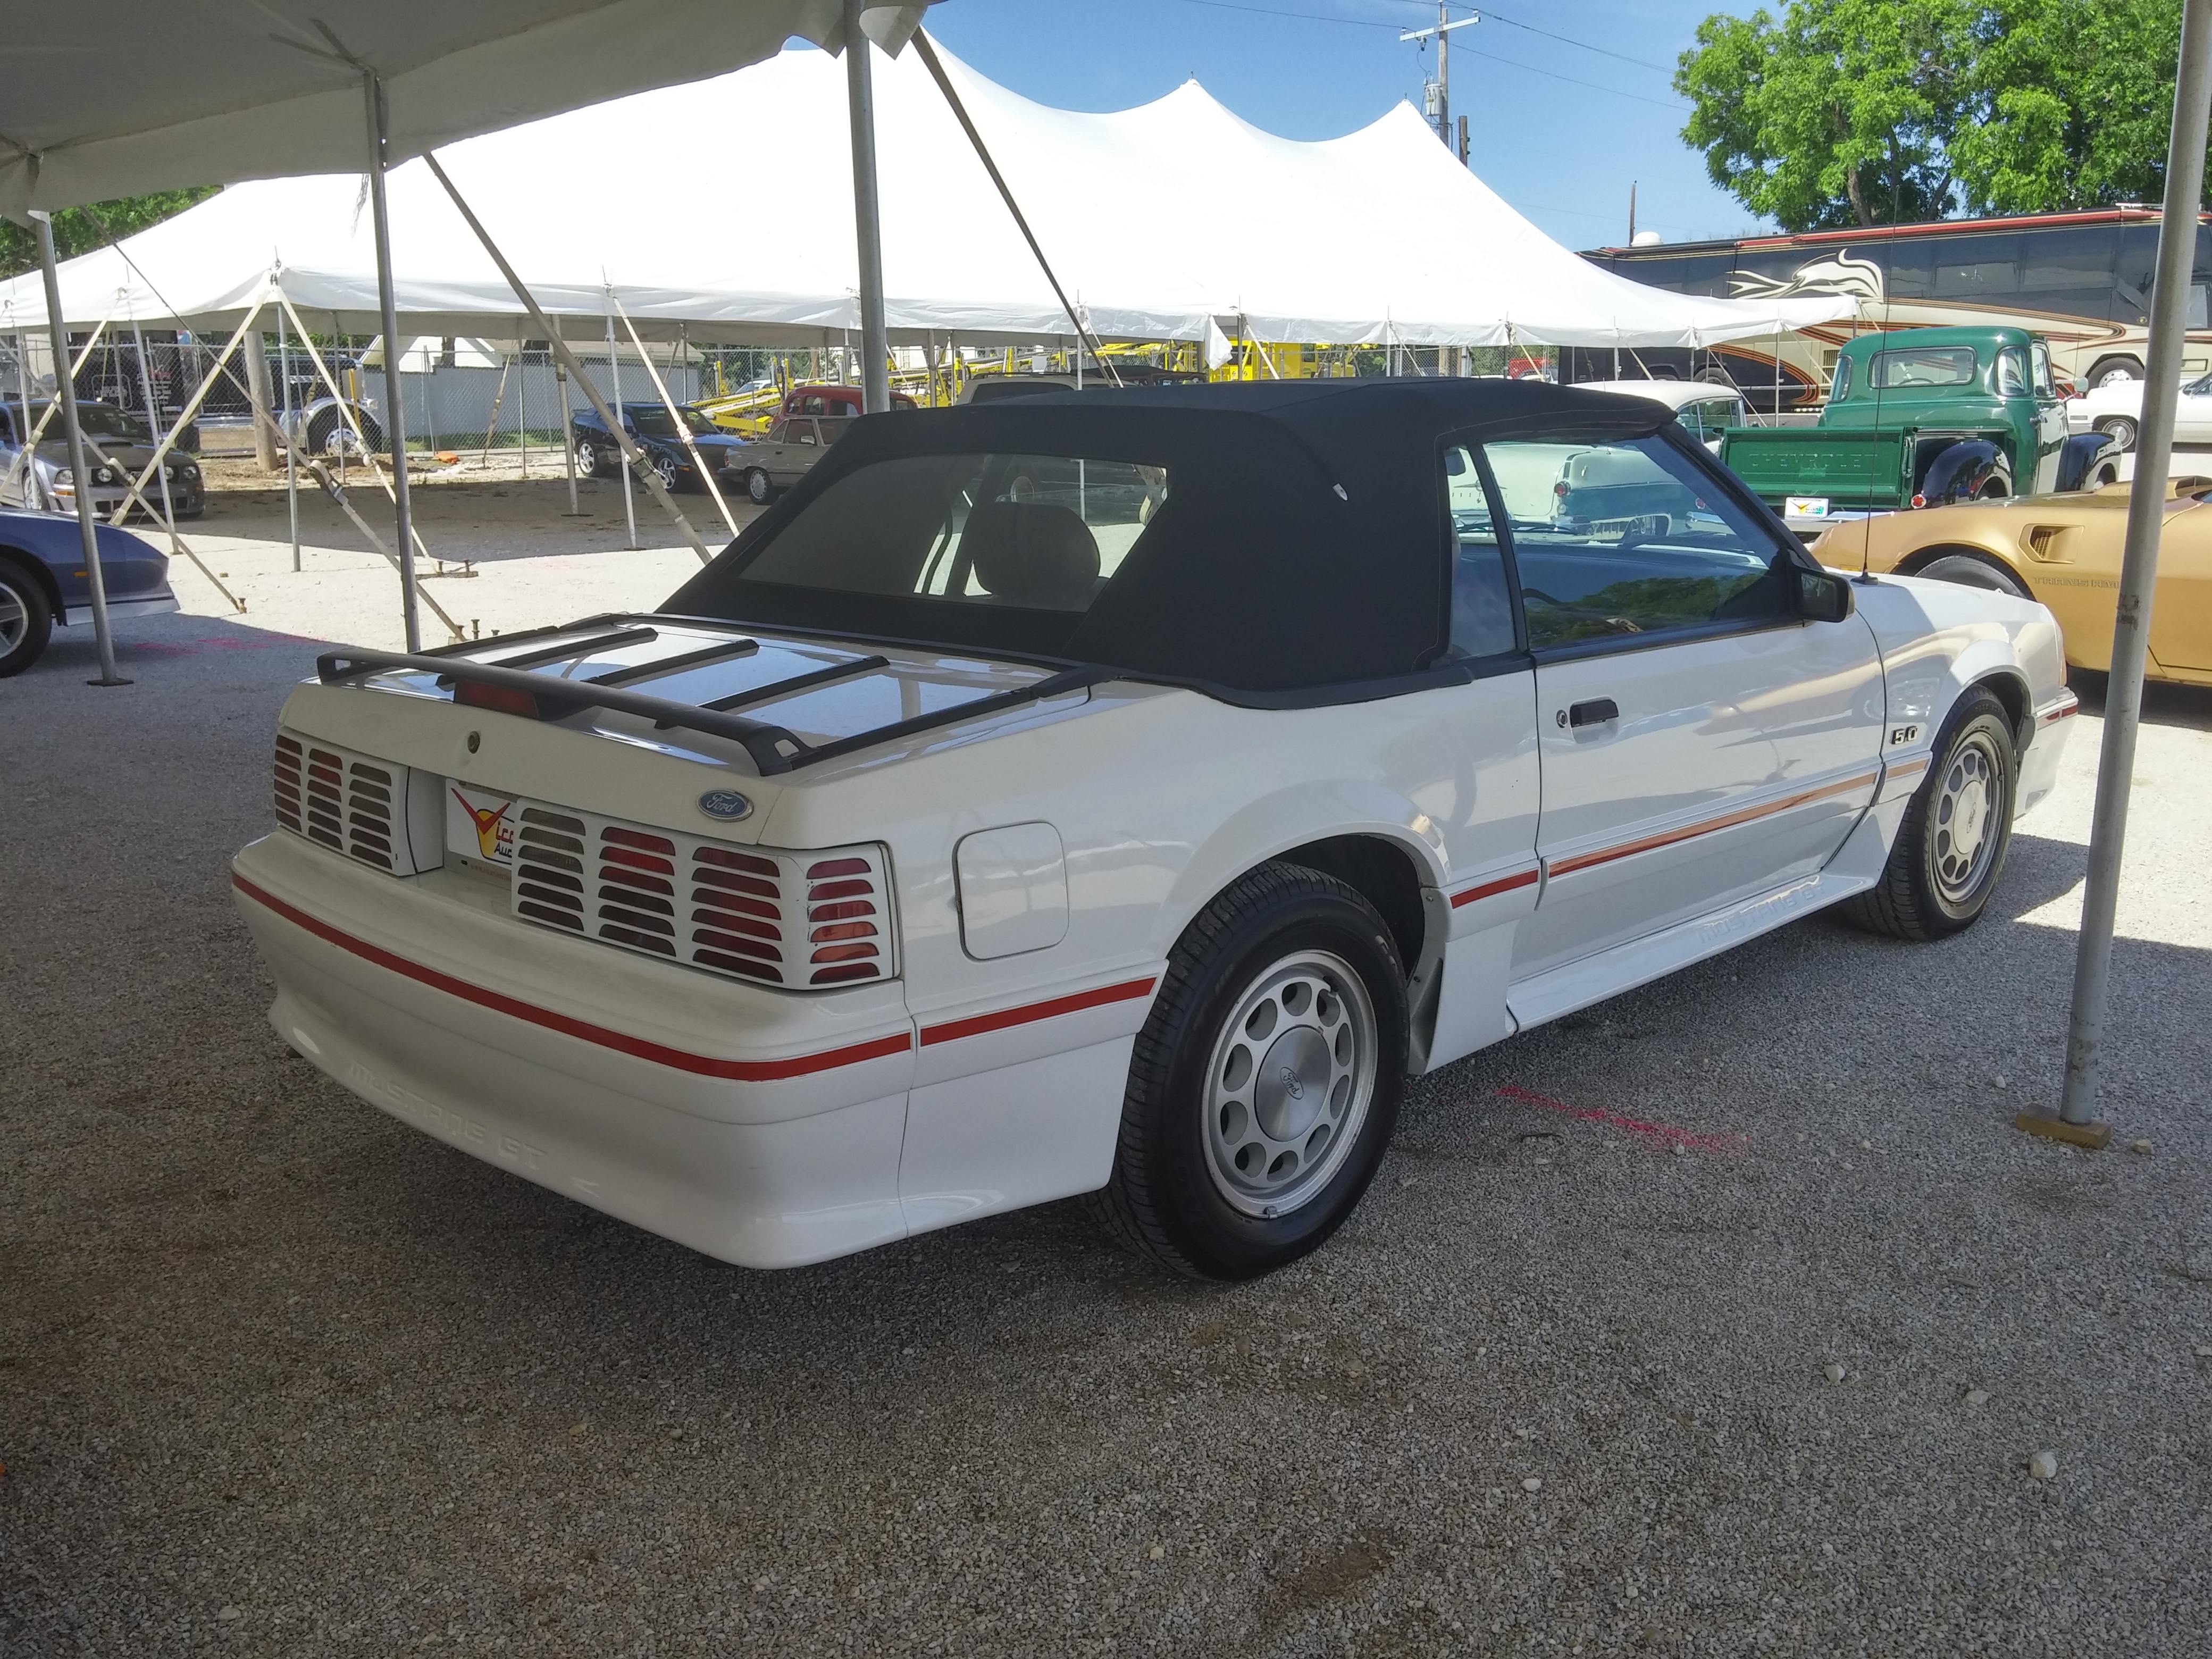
[2034,0,2212,1148]
[845,0,890,415]
[362,69,420,653]
[31,212,125,685]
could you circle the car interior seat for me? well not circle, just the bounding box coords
[963,501,1101,608]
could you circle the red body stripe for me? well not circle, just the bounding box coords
[232,874,912,1081]
[920,977,1157,1046]
[1450,867,1541,908]
[1547,772,1879,879]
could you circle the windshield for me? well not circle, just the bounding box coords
[631,406,718,438]
[727,451,1170,615]
[20,402,152,443]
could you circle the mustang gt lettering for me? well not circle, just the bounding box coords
[233,382,2075,1280]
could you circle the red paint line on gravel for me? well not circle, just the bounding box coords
[1493,1085,1748,1157]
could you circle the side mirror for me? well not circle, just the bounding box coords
[1796,566,1855,623]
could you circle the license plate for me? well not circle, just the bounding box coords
[1786,496,1832,518]
[447,784,517,867]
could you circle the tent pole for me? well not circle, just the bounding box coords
[30,212,125,686]
[607,300,637,550]
[278,300,301,571]
[615,299,742,541]
[911,28,1122,387]
[844,0,891,415]
[128,320,182,540]
[360,68,420,653]
[2043,0,2212,1145]
[416,153,708,560]
[554,316,582,516]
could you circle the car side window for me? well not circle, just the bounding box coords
[1480,435,1795,648]
[2031,340,2057,398]
[794,421,817,447]
[1440,445,1518,659]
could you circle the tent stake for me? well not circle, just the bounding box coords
[30,211,125,685]
[2042,0,2212,1145]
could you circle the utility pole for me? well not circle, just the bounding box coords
[1629,182,1638,244]
[1402,7,1479,149]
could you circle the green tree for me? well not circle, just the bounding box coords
[0,187,217,280]
[1677,0,2205,231]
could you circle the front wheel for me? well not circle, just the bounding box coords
[1088,863,1407,1280]
[1842,689,2018,942]
[573,438,602,477]
[0,559,55,676]
[650,453,682,492]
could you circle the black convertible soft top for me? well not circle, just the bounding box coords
[667,379,1677,702]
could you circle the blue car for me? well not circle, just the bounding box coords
[570,402,751,493]
[0,507,177,675]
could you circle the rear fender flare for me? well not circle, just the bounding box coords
[1916,440,2007,505]
[2055,431,2119,493]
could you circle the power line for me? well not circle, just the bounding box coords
[1174,0,1690,110]
[1376,0,1675,74]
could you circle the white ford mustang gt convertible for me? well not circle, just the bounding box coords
[233,380,2075,1279]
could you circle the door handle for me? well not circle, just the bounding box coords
[1565,698,1619,728]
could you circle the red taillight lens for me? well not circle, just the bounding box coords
[454,681,539,717]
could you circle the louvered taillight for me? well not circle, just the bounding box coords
[506,800,894,990]
[274,731,398,871]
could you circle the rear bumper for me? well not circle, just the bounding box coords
[232,832,918,1268]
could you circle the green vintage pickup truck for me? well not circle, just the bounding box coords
[1717,326,2118,514]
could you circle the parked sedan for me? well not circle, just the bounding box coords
[2063,372,2212,453]
[232,380,2072,1283]
[571,402,751,492]
[0,507,177,675]
[1,400,206,520]
[723,415,850,504]
[1805,474,2212,686]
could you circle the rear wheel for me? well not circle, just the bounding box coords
[2086,355,2144,390]
[1843,689,2017,941]
[2096,414,2139,453]
[1088,863,1407,1280]
[1914,552,2033,599]
[0,559,54,676]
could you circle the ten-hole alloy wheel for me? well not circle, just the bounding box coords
[1091,862,1407,1280]
[1844,688,2018,941]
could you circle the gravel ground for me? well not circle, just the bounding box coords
[3,516,2210,1656]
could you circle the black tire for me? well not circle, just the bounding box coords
[574,438,602,478]
[0,558,55,676]
[1694,365,1735,387]
[1913,551,2033,599]
[2096,414,2138,454]
[1842,689,2018,942]
[744,467,773,505]
[1087,862,1409,1281]
[2086,355,2144,391]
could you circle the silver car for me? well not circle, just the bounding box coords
[724,415,851,505]
[0,399,206,519]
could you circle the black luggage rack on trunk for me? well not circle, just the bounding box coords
[316,617,1103,777]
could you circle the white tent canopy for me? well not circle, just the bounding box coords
[1,40,1848,351]
[0,0,928,216]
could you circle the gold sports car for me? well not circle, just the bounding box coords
[1806,476,2212,688]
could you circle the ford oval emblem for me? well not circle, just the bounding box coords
[697,789,753,822]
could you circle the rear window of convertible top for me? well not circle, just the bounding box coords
[718,451,1172,617]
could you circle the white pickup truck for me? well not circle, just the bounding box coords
[233,381,2075,1280]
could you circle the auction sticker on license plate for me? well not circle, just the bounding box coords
[1785,496,1832,518]
[447,785,517,867]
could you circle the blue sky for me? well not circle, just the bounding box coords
[923,0,1768,252]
